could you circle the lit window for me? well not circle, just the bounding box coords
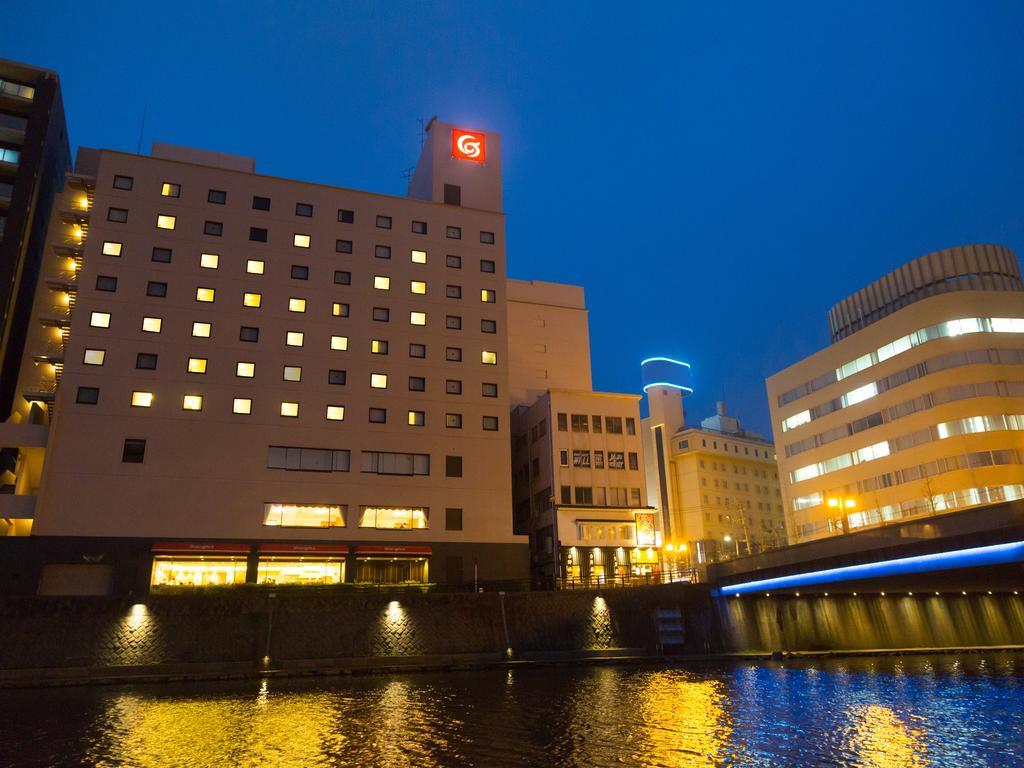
[102,241,122,256]
[280,401,299,417]
[243,292,262,308]
[83,348,105,365]
[236,361,255,378]
[246,259,264,274]
[288,298,306,313]
[411,250,427,264]
[283,365,302,382]
[187,357,208,374]
[182,394,203,411]
[287,331,304,347]
[196,287,215,302]
[331,335,348,351]
[141,317,162,333]
[408,410,425,426]
[90,311,111,328]
[371,373,388,389]
[410,311,426,326]
[131,391,153,407]
[192,322,212,338]
[371,339,388,354]
[332,302,348,317]
[481,289,496,303]
[374,275,391,290]
[410,280,427,295]
[156,215,176,230]
[233,398,252,414]
[326,405,345,421]
[482,350,497,365]
[160,182,180,197]
[200,253,219,269]
[293,233,311,248]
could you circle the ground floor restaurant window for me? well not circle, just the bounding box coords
[257,558,343,585]
[151,557,246,587]
[355,557,428,583]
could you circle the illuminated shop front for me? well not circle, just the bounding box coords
[256,544,347,585]
[354,545,431,584]
[150,541,249,588]
[559,511,661,583]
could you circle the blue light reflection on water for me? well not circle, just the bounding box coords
[0,652,1022,767]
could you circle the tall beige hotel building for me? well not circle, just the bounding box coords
[0,100,567,593]
[769,245,1024,543]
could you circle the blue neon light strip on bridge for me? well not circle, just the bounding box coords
[718,540,1024,595]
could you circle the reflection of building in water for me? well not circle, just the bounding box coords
[636,673,736,767]
[844,704,928,768]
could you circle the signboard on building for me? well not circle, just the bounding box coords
[451,129,486,163]
[634,512,657,546]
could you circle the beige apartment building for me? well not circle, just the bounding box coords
[641,357,784,568]
[768,245,1024,543]
[2,118,533,593]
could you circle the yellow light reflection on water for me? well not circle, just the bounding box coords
[636,672,737,766]
[844,704,928,767]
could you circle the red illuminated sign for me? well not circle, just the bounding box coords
[451,129,486,163]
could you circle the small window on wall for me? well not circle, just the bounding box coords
[443,184,461,206]
[296,203,313,217]
[107,207,128,223]
[557,413,568,431]
[291,265,309,280]
[482,382,498,398]
[446,413,463,429]
[122,439,146,463]
[375,245,391,260]
[328,369,347,385]
[336,239,353,254]
[559,450,569,467]
[412,220,427,234]
[204,221,223,236]
[248,260,266,275]
[152,247,172,263]
[480,259,496,273]
[369,407,387,424]
[136,353,158,370]
[112,175,134,190]
[480,231,495,244]
[76,386,99,405]
[445,508,463,530]
[161,182,180,198]
[252,195,271,210]
[482,416,499,431]
[445,455,463,477]
[376,215,392,229]
[338,208,354,223]
[409,343,426,358]
[445,379,462,395]
[560,486,571,504]
[102,241,123,256]
[239,326,259,342]
[446,255,462,269]
[409,376,425,391]
[96,275,117,292]
[208,189,227,204]
[481,319,496,333]
[446,226,462,239]
[250,227,268,242]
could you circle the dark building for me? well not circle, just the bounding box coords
[0,58,71,421]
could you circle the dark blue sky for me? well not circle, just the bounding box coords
[5,1,1023,435]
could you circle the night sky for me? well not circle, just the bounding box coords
[4,1,1023,435]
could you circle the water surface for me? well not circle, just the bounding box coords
[1,652,1022,767]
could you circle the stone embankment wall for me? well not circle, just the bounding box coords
[0,584,717,683]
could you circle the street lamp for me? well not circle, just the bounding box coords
[827,496,857,533]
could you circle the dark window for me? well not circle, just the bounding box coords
[334,270,351,285]
[445,508,463,530]
[328,369,347,385]
[409,343,426,358]
[483,416,499,431]
[592,415,602,433]
[446,225,462,240]
[295,203,313,217]
[560,486,571,504]
[481,319,496,333]
[446,413,463,429]
[446,379,462,395]
[252,195,271,211]
[375,245,391,260]
[204,220,223,236]
[446,315,462,330]
[445,347,462,362]
[626,417,636,435]
[628,452,639,470]
[376,215,392,229]
[480,259,496,273]
[208,189,227,204]
[334,303,350,317]
[136,353,158,370]
[409,376,426,391]
[369,407,387,424]
[372,307,390,322]
[411,220,427,234]
[443,184,461,206]
[557,413,568,431]
[122,439,146,463]
[290,264,309,280]
[112,175,134,191]
[249,227,268,242]
[446,255,462,269]
[372,340,389,354]
[161,182,181,198]
[76,386,99,404]
[239,326,260,342]
[480,231,495,244]
[338,209,354,223]
[151,247,172,263]
[146,281,167,298]
[336,239,353,254]
[482,382,498,398]
[446,285,462,299]
[95,275,117,292]
[574,487,592,504]
[107,207,128,223]
[446,455,463,478]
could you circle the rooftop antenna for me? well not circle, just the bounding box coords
[400,166,415,183]
[136,102,148,155]
[418,115,437,147]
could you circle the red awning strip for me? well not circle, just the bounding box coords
[258,543,349,555]
[354,545,432,556]
[152,541,250,555]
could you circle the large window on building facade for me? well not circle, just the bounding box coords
[262,503,346,528]
[361,451,429,476]
[358,506,428,529]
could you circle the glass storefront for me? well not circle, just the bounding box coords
[355,557,429,584]
[151,557,247,587]
[257,558,344,585]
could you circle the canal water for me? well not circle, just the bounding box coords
[1,653,1022,767]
